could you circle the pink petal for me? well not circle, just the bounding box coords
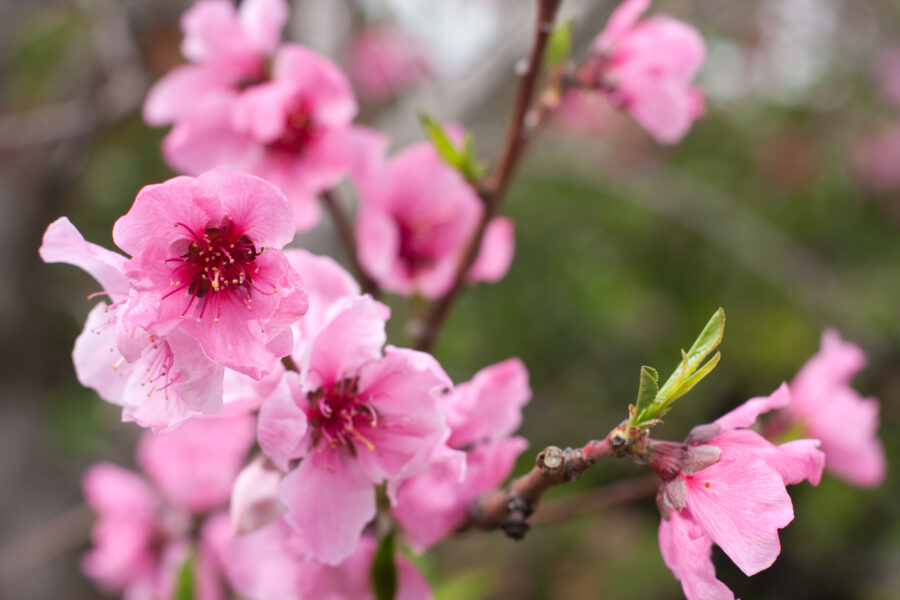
[686,457,795,576]
[281,451,376,565]
[136,412,256,513]
[197,166,296,249]
[354,346,452,482]
[305,296,387,391]
[112,176,218,258]
[594,0,651,52]
[83,463,159,517]
[273,44,358,127]
[658,510,735,600]
[446,357,531,448]
[257,372,309,471]
[143,65,232,127]
[711,429,824,487]
[715,383,791,431]
[40,217,129,296]
[238,0,289,57]
[230,455,285,534]
[467,217,515,284]
[180,0,262,79]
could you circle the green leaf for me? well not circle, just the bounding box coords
[418,113,460,168]
[417,113,485,182]
[371,531,398,600]
[629,308,725,428]
[633,366,659,418]
[175,554,195,600]
[546,20,574,68]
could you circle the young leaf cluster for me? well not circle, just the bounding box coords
[629,308,725,429]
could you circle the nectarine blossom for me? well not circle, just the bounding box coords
[654,384,825,600]
[205,515,432,600]
[257,296,451,564]
[82,412,254,599]
[580,0,706,144]
[348,25,431,101]
[786,330,886,487]
[40,218,224,431]
[351,127,514,298]
[392,358,531,551]
[145,0,358,231]
[112,167,308,380]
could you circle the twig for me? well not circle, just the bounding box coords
[319,189,381,298]
[0,502,93,587]
[467,438,613,539]
[413,0,564,352]
[530,474,660,527]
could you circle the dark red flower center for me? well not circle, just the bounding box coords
[307,378,378,456]
[267,104,316,155]
[396,219,436,277]
[165,216,264,321]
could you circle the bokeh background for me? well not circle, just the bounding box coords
[3,0,900,598]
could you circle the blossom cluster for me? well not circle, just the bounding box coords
[36,1,888,599]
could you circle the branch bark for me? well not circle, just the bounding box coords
[319,189,381,298]
[467,437,616,539]
[413,0,564,352]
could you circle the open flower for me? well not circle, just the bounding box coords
[392,358,531,551]
[786,330,886,487]
[205,515,432,600]
[351,127,514,298]
[40,217,225,431]
[653,384,825,600]
[348,25,431,101]
[82,411,254,599]
[145,0,358,231]
[579,0,706,144]
[257,296,451,564]
[112,166,308,379]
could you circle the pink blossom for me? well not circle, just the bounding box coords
[137,410,256,513]
[230,455,286,535]
[875,46,900,107]
[787,330,886,487]
[112,167,308,380]
[351,127,515,298]
[581,0,706,144]
[257,295,451,563]
[145,0,359,231]
[40,217,226,431]
[205,515,432,600]
[654,384,825,600]
[282,248,364,363]
[392,358,531,551]
[851,126,900,192]
[348,25,431,101]
[82,413,253,599]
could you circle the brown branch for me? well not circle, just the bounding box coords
[467,437,614,539]
[530,474,660,527]
[413,0,564,353]
[319,189,380,298]
[0,502,93,587]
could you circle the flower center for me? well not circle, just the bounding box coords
[396,219,435,277]
[165,216,263,321]
[307,378,378,456]
[267,104,316,155]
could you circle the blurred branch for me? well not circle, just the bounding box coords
[413,0,564,352]
[575,152,890,350]
[466,438,615,539]
[0,502,92,588]
[0,0,146,152]
[530,474,659,527]
[320,189,381,298]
